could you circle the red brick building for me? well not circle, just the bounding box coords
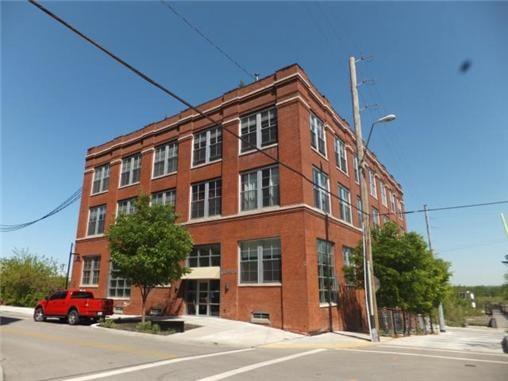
[70,64,405,334]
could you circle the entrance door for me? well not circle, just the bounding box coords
[185,280,220,316]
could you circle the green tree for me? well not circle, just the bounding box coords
[0,248,65,306]
[107,195,193,322]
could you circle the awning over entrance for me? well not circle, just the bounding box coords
[181,266,220,280]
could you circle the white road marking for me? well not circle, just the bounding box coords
[335,348,508,365]
[196,349,326,381]
[381,344,506,357]
[59,348,254,381]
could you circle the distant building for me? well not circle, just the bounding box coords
[70,64,405,334]
[458,290,476,308]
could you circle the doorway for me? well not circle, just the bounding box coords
[185,280,220,316]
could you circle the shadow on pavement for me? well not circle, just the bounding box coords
[0,316,22,326]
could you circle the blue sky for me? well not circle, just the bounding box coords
[1,1,507,285]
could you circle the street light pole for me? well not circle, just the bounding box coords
[349,56,380,342]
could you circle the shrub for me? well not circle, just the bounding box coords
[100,319,117,329]
[135,321,161,334]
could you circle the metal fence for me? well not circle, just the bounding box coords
[378,308,437,337]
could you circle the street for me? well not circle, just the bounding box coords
[1,311,506,381]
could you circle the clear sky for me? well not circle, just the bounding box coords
[1,1,507,285]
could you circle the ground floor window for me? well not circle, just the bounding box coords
[81,256,100,286]
[317,239,338,304]
[239,238,281,284]
[108,265,131,298]
[184,280,220,316]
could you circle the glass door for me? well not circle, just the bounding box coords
[197,280,209,316]
[185,280,220,316]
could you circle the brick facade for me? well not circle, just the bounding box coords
[70,64,405,334]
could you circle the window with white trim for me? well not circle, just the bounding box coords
[368,169,377,198]
[92,165,110,194]
[87,205,106,236]
[151,189,176,208]
[239,238,281,284]
[399,201,405,220]
[313,167,330,213]
[120,154,141,186]
[317,239,338,304]
[193,126,222,166]
[153,141,178,177]
[390,192,396,212]
[240,108,277,152]
[338,184,352,224]
[108,265,131,298]
[310,113,326,156]
[191,179,221,219]
[372,207,380,226]
[335,137,348,174]
[342,246,355,285]
[117,198,136,216]
[188,244,220,267]
[240,166,279,211]
[381,183,388,206]
[81,256,100,285]
[353,155,360,183]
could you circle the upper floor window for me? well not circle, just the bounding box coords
[317,239,338,304]
[239,238,281,284]
[338,184,352,224]
[240,108,277,152]
[153,141,178,177]
[117,198,136,216]
[353,155,360,183]
[87,205,106,236]
[81,256,100,285]
[313,167,330,213]
[191,179,221,219]
[357,197,363,228]
[381,183,388,206]
[390,192,396,212]
[372,207,380,226]
[335,137,348,174]
[120,154,141,187]
[152,189,176,208]
[310,113,326,156]
[193,126,222,166]
[188,244,220,267]
[368,169,377,198]
[92,165,110,194]
[240,166,279,211]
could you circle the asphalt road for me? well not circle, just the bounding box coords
[1,311,507,381]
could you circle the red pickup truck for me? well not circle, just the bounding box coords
[34,290,113,325]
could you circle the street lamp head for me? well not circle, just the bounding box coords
[376,114,396,124]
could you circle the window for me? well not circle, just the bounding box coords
[368,169,377,198]
[87,205,106,236]
[353,155,360,183]
[81,256,100,285]
[338,185,352,224]
[381,183,388,206]
[310,113,326,156]
[153,141,178,177]
[335,137,348,174]
[71,291,94,299]
[49,291,67,300]
[191,179,221,219]
[390,192,396,212]
[239,238,281,284]
[108,265,131,298]
[372,207,380,226]
[357,197,363,228]
[399,202,405,220]
[240,108,277,152]
[92,164,110,194]
[188,244,220,267]
[120,154,141,187]
[313,167,330,213]
[152,189,176,207]
[317,239,338,304]
[240,166,279,211]
[343,246,355,286]
[193,126,222,166]
[117,198,136,216]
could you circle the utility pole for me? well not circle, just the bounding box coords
[423,204,446,332]
[349,56,380,342]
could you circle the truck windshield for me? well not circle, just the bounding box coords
[70,291,94,299]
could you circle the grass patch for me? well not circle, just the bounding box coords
[98,318,200,335]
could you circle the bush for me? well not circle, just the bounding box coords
[135,321,160,334]
[0,248,65,307]
[100,319,117,329]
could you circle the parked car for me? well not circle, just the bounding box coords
[34,290,113,325]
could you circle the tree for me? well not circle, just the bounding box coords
[107,195,193,322]
[0,248,65,306]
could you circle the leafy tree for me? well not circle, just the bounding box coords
[0,248,65,306]
[107,195,193,322]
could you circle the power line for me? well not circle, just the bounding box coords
[1,188,82,232]
[159,0,255,81]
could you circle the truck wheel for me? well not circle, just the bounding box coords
[67,309,80,325]
[34,307,46,322]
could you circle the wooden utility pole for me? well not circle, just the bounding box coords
[423,204,446,332]
[349,56,380,342]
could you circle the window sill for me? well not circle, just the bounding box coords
[311,146,328,160]
[90,190,108,197]
[119,182,140,190]
[336,167,349,177]
[109,297,131,300]
[239,143,278,157]
[84,234,105,239]
[188,215,222,223]
[320,303,338,308]
[238,283,282,287]
[239,205,281,215]
[152,171,177,181]
[79,285,99,288]
[191,158,222,170]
